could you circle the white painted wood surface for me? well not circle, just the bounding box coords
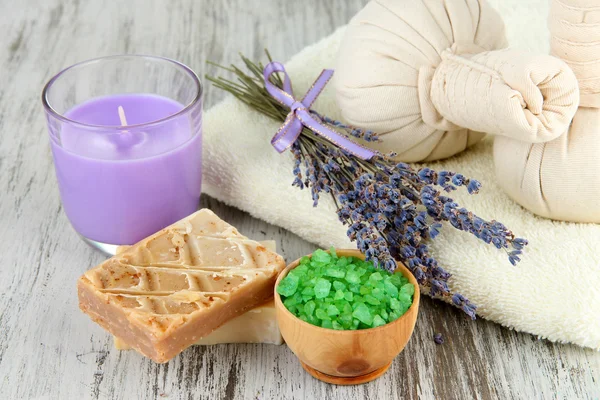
[0,0,598,399]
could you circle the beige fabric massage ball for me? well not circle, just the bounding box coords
[493,0,600,223]
[335,0,579,164]
[334,0,507,162]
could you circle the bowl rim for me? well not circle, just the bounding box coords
[274,248,420,335]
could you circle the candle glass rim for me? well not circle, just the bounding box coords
[41,54,202,131]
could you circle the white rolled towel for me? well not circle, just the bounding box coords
[335,0,580,161]
[494,0,600,223]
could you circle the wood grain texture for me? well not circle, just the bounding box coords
[0,0,598,399]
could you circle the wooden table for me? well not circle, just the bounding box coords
[1,0,598,398]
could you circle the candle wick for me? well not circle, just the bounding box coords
[118,106,128,127]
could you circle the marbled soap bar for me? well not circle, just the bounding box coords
[78,209,286,363]
[112,242,283,348]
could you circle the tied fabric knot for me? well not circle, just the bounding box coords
[263,61,377,160]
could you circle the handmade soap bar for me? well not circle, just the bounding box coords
[114,300,283,348]
[112,242,283,348]
[78,209,286,363]
[195,299,281,345]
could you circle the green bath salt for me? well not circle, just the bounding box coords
[277,249,415,330]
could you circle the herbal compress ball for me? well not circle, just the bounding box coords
[494,0,600,223]
[335,0,579,162]
[277,249,414,330]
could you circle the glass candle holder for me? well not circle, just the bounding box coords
[43,55,203,255]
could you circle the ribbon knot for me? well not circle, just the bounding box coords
[290,101,305,113]
[263,62,376,160]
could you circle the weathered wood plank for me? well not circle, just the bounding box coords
[0,0,598,399]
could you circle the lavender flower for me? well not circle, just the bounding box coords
[208,52,528,319]
[287,116,527,319]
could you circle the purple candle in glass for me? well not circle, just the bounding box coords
[42,56,202,255]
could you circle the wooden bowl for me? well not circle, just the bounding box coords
[274,249,420,385]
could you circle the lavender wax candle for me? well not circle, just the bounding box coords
[43,56,202,254]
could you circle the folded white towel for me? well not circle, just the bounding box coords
[203,27,600,348]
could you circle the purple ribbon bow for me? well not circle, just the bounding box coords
[263,62,376,160]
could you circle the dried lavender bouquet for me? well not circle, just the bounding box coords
[207,52,527,318]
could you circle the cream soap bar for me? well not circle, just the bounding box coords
[114,300,282,348]
[112,242,284,348]
[78,209,286,363]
